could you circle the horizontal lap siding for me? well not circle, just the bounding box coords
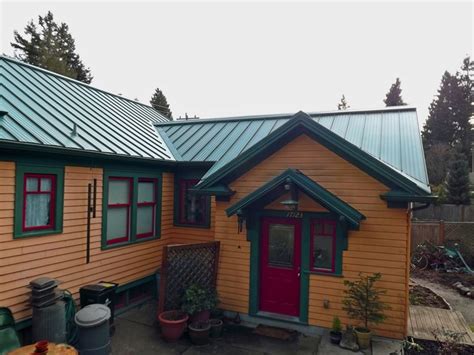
[215,134,409,339]
[0,163,170,322]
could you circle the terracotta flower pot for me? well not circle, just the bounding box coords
[191,309,210,323]
[354,327,372,349]
[158,310,189,342]
[188,321,211,345]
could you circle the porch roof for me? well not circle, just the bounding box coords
[226,168,366,230]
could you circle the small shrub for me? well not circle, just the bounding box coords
[342,273,390,331]
[181,284,219,315]
[331,316,342,333]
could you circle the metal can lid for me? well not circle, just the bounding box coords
[75,304,111,327]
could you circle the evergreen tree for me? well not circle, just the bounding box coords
[384,78,406,106]
[446,149,470,205]
[337,95,350,110]
[11,11,92,83]
[150,88,172,120]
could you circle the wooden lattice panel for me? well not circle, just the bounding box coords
[158,242,220,313]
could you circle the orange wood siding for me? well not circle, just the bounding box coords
[214,134,409,339]
[0,163,173,322]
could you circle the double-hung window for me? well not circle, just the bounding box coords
[176,179,210,227]
[310,219,336,273]
[104,173,160,248]
[14,165,64,238]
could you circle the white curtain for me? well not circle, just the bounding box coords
[25,194,51,227]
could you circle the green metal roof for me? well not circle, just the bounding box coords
[156,107,429,190]
[0,55,174,160]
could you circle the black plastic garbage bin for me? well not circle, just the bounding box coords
[79,282,118,333]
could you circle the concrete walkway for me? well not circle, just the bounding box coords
[110,302,401,355]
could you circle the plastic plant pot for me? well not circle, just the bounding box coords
[209,319,223,338]
[329,331,342,345]
[158,311,189,342]
[188,321,211,345]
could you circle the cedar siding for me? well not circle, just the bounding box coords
[0,163,174,321]
[215,134,409,339]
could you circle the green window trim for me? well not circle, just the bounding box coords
[248,210,347,324]
[14,163,64,239]
[102,169,163,250]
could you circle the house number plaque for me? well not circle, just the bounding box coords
[286,211,303,218]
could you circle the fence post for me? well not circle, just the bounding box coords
[439,220,445,245]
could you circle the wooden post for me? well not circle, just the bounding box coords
[439,220,445,245]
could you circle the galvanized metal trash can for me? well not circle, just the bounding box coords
[75,304,111,355]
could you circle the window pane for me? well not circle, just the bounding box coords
[108,179,130,204]
[25,194,51,227]
[137,206,154,236]
[40,178,52,192]
[313,235,333,270]
[26,177,38,192]
[268,224,294,267]
[138,181,154,203]
[106,207,128,240]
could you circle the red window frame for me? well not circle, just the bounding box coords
[310,219,336,273]
[23,173,56,232]
[136,178,157,239]
[107,177,132,245]
[178,179,209,226]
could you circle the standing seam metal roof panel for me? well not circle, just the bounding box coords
[157,108,429,189]
[0,56,174,160]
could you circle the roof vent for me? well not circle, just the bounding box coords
[71,123,78,136]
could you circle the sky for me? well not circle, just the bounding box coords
[0,1,472,126]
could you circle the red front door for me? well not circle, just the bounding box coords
[260,217,301,317]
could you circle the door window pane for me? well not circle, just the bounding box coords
[138,181,154,203]
[137,206,154,236]
[108,179,130,204]
[268,224,294,267]
[106,207,128,241]
[313,235,333,270]
[25,194,51,227]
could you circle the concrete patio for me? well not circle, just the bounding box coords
[110,302,402,355]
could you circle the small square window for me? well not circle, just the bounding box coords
[177,179,210,227]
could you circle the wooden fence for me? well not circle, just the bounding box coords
[413,205,474,222]
[411,221,474,265]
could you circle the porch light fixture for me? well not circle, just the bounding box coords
[280,178,299,211]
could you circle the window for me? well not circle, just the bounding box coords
[310,219,336,273]
[136,179,157,239]
[268,224,295,267]
[106,177,132,245]
[14,165,64,238]
[177,179,210,227]
[23,174,56,231]
[103,173,160,248]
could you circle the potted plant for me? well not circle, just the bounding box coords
[188,321,211,345]
[158,310,189,342]
[182,284,219,323]
[342,273,389,349]
[329,316,342,344]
